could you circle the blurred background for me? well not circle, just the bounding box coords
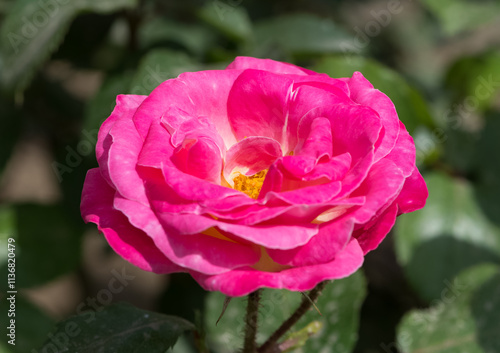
[0,0,499,352]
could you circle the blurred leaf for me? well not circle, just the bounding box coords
[83,50,199,158]
[397,264,499,353]
[442,128,479,174]
[472,114,500,226]
[130,49,198,96]
[0,0,137,93]
[170,336,198,353]
[0,204,82,289]
[471,271,500,353]
[37,302,195,352]
[138,18,217,57]
[198,1,252,42]
[0,98,22,173]
[254,14,353,57]
[314,56,434,133]
[420,0,500,36]
[0,295,54,353]
[395,172,500,301]
[445,51,500,113]
[0,206,16,265]
[205,271,366,353]
[84,73,134,133]
[412,126,442,167]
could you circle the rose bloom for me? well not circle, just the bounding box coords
[81,57,427,297]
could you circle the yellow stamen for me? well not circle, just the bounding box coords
[232,170,268,199]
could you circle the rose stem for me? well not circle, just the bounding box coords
[257,281,328,353]
[243,289,262,353]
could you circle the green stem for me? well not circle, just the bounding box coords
[258,281,328,353]
[243,289,262,353]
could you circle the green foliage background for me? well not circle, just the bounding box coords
[0,0,500,352]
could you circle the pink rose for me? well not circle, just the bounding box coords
[81,57,427,297]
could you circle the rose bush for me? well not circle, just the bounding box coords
[81,56,427,297]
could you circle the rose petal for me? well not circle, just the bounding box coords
[114,196,262,275]
[156,211,319,250]
[132,70,243,149]
[227,69,293,145]
[172,136,223,184]
[107,108,148,203]
[281,117,333,177]
[223,136,283,184]
[264,181,342,205]
[396,168,428,214]
[191,238,364,297]
[97,94,147,185]
[345,72,399,163]
[385,121,416,178]
[137,120,176,170]
[226,56,315,75]
[81,169,183,273]
[284,82,352,151]
[349,159,405,224]
[267,218,354,266]
[353,203,398,254]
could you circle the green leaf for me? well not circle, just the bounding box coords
[0,206,16,265]
[471,271,500,353]
[0,295,54,353]
[0,0,137,93]
[84,73,134,133]
[397,264,499,353]
[395,172,500,301]
[37,302,195,352]
[198,1,252,42]
[420,0,500,36]
[130,49,198,96]
[445,51,500,114]
[0,204,82,289]
[472,114,500,226]
[138,18,217,57]
[253,14,353,57]
[314,56,434,133]
[205,271,366,353]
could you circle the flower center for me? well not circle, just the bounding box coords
[232,170,268,199]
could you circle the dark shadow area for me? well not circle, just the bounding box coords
[406,235,500,301]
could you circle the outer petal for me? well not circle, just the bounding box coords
[114,196,262,275]
[132,70,243,149]
[191,238,364,297]
[97,94,147,185]
[267,218,354,266]
[345,72,399,163]
[155,211,318,250]
[385,121,416,178]
[107,109,148,204]
[81,169,183,273]
[353,203,398,254]
[349,159,405,224]
[395,168,428,214]
[226,56,315,75]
